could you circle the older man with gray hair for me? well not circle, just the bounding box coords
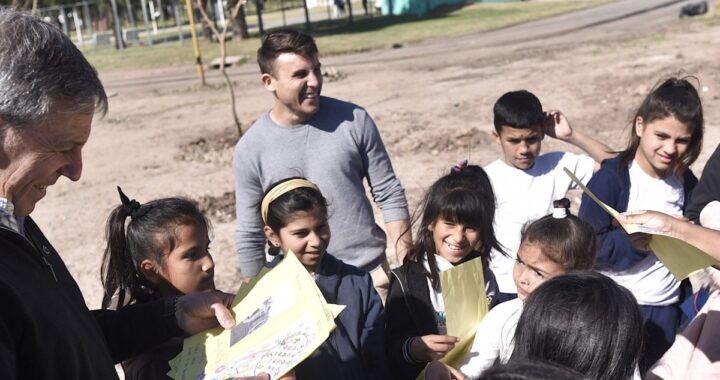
[0,8,248,380]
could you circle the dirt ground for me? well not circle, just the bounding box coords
[32,5,720,309]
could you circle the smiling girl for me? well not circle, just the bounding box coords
[384,164,501,380]
[578,77,704,371]
[261,177,391,380]
[453,198,596,379]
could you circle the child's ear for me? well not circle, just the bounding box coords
[261,73,276,92]
[492,130,501,144]
[139,259,163,286]
[263,225,280,248]
[635,116,645,136]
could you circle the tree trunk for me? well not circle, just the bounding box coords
[231,1,249,40]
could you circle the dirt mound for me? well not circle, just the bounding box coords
[195,191,236,223]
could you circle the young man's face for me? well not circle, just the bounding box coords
[493,125,543,170]
[262,52,323,126]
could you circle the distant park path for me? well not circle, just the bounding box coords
[104,0,692,91]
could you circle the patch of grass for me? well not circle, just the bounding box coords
[84,0,609,71]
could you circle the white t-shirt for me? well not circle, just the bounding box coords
[601,161,684,306]
[458,298,523,378]
[485,152,595,293]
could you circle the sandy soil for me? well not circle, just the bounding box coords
[32,3,720,309]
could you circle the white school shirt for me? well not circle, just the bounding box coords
[602,161,683,306]
[484,152,595,293]
[458,298,523,378]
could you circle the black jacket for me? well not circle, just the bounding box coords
[686,144,720,223]
[0,217,181,380]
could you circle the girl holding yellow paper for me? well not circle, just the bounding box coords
[578,77,704,372]
[384,163,501,380]
[261,177,391,380]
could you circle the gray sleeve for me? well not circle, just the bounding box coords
[232,143,266,277]
[357,109,410,223]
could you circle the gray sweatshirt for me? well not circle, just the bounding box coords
[233,96,409,276]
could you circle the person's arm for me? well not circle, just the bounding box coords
[357,109,412,263]
[578,168,648,271]
[456,304,506,379]
[360,273,393,380]
[386,219,412,265]
[619,211,720,262]
[94,291,234,363]
[385,271,427,379]
[543,110,616,168]
[233,144,268,278]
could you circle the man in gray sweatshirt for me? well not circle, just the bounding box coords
[233,29,410,298]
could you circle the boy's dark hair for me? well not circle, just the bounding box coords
[101,194,210,309]
[511,271,643,380]
[620,76,704,176]
[479,360,587,380]
[257,29,319,75]
[520,198,596,271]
[493,90,545,133]
[405,165,503,291]
[262,177,329,255]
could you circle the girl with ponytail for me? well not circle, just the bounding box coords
[100,187,215,379]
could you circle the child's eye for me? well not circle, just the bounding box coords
[534,270,545,278]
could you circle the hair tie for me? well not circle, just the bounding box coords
[261,179,319,224]
[552,207,567,219]
[117,186,150,219]
[450,159,468,174]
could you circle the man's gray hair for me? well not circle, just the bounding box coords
[0,7,107,128]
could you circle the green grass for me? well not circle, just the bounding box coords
[83,0,609,71]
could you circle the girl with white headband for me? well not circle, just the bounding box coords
[261,177,391,380]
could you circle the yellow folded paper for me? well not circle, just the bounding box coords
[417,257,489,379]
[564,167,717,280]
[168,252,344,380]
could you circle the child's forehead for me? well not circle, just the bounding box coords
[498,125,542,138]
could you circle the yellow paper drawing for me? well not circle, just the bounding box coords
[564,167,717,280]
[167,252,344,380]
[417,257,489,379]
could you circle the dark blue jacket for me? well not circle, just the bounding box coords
[269,254,391,380]
[686,144,720,223]
[578,154,697,271]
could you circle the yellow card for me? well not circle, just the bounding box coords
[564,167,717,280]
[417,257,489,379]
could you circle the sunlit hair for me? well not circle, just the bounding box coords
[0,8,107,129]
[405,165,503,290]
[619,76,704,177]
[257,29,319,75]
[520,198,595,271]
[511,271,643,380]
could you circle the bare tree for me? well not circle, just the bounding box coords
[194,0,245,138]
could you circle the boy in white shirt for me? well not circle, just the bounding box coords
[485,90,614,301]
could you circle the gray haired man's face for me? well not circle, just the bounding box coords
[0,110,93,217]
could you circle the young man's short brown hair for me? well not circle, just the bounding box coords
[257,29,319,75]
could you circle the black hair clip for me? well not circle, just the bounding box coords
[117,186,150,219]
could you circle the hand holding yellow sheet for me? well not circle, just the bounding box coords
[417,257,489,379]
[564,167,717,280]
[168,252,344,380]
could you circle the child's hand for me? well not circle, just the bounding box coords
[543,110,573,141]
[410,335,459,361]
[425,360,468,380]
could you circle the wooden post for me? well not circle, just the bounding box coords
[185,0,206,86]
